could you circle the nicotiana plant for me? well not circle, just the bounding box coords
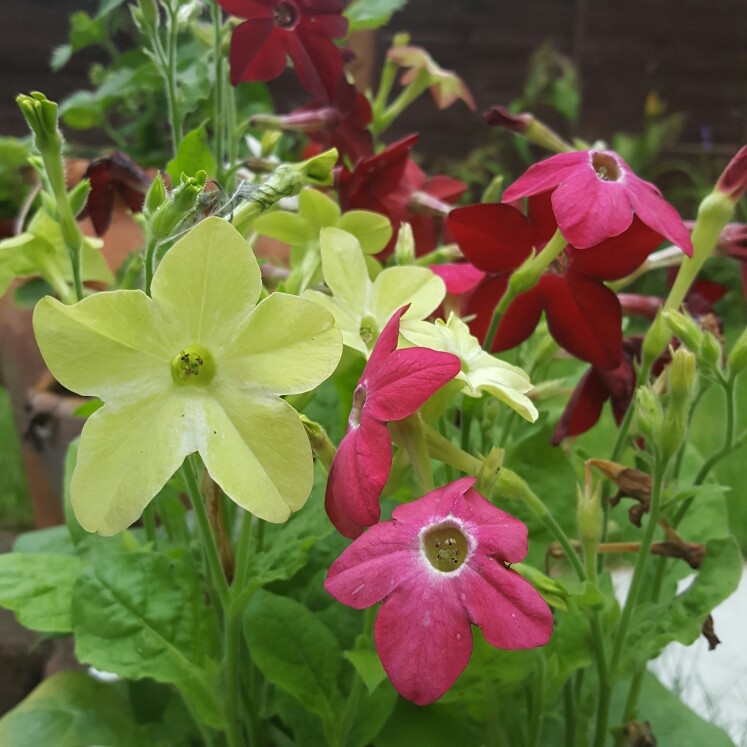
[0,1,745,746]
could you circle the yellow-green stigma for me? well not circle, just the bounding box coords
[171,344,215,385]
[422,524,468,573]
[359,315,379,349]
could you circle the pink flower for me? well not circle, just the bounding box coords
[502,149,694,255]
[325,477,553,705]
[325,307,460,538]
[218,0,348,101]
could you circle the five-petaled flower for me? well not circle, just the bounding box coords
[448,195,666,368]
[33,217,342,535]
[502,149,694,255]
[325,306,460,538]
[218,0,348,102]
[337,134,466,256]
[325,477,553,704]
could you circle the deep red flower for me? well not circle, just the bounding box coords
[336,134,466,256]
[218,0,348,102]
[252,79,373,163]
[325,477,553,705]
[325,306,460,539]
[447,195,665,369]
[502,149,693,255]
[80,152,150,236]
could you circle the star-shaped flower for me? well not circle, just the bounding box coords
[336,134,466,256]
[325,307,460,538]
[400,313,538,422]
[447,195,666,368]
[502,149,693,254]
[219,0,349,101]
[304,226,445,356]
[33,217,342,535]
[325,477,553,704]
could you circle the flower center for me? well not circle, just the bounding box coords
[359,315,379,349]
[422,524,469,573]
[591,152,622,182]
[171,344,215,386]
[349,384,367,428]
[273,0,299,28]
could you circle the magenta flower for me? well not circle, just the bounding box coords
[502,149,693,255]
[325,477,553,705]
[325,307,460,539]
[218,0,348,101]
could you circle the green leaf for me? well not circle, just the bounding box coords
[347,681,398,747]
[0,553,84,632]
[345,0,408,31]
[253,209,309,246]
[72,551,224,728]
[337,210,392,254]
[619,536,742,679]
[344,649,387,694]
[0,672,139,747]
[166,125,217,181]
[69,11,108,53]
[611,672,736,746]
[50,45,73,72]
[13,526,76,555]
[244,590,342,720]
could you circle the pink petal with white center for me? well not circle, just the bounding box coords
[325,414,392,538]
[324,521,421,608]
[375,579,473,705]
[502,151,588,202]
[626,178,693,256]
[365,347,461,422]
[451,487,529,563]
[551,167,634,248]
[429,263,486,294]
[459,556,553,649]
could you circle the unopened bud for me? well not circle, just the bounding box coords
[700,332,722,372]
[512,563,570,610]
[393,222,415,265]
[143,172,168,220]
[660,348,696,461]
[484,105,574,154]
[481,174,504,204]
[727,327,747,377]
[634,386,663,444]
[300,415,336,471]
[149,171,207,239]
[17,92,61,152]
[139,0,159,28]
[661,309,703,352]
[577,477,602,549]
[68,179,92,218]
[715,145,747,204]
[392,32,411,47]
[641,312,673,371]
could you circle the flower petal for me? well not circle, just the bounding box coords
[491,285,545,353]
[287,28,344,101]
[33,291,171,403]
[447,203,534,274]
[325,415,392,537]
[502,151,588,202]
[370,266,445,327]
[390,476,474,525]
[459,557,553,649]
[467,357,539,422]
[71,392,189,535]
[552,367,608,444]
[151,217,262,349]
[429,262,486,294]
[464,275,509,344]
[375,579,473,705]
[319,227,369,318]
[218,0,273,20]
[229,20,285,86]
[200,389,314,522]
[225,292,341,395]
[544,274,622,369]
[324,520,421,608]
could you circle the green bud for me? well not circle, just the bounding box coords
[392,31,411,47]
[660,348,696,462]
[576,479,603,549]
[299,148,338,187]
[481,174,504,204]
[300,415,336,472]
[138,0,159,28]
[260,130,282,158]
[476,447,505,498]
[661,308,703,352]
[634,386,663,445]
[143,172,168,220]
[641,312,672,371]
[16,92,61,151]
[68,179,92,218]
[511,563,570,610]
[727,327,747,377]
[700,332,722,372]
[393,222,415,265]
[149,171,207,239]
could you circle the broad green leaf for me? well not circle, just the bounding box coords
[344,649,387,694]
[619,536,742,678]
[167,125,217,181]
[345,0,408,31]
[13,526,76,555]
[244,590,342,720]
[0,553,84,632]
[72,551,223,728]
[337,210,392,254]
[0,673,139,747]
[347,682,398,747]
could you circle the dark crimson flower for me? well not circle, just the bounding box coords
[218,0,348,102]
[502,149,693,255]
[448,195,665,368]
[715,145,747,203]
[337,134,466,256]
[80,152,150,236]
[251,79,373,162]
[325,306,460,539]
[325,477,553,704]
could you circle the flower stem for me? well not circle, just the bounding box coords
[165,4,183,150]
[422,422,481,474]
[528,651,547,747]
[390,415,434,492]
[211,2,226,185]
[483,228,567,351]
[374,72,430,135]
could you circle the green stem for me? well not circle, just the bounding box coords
[422,422,481,474]
[372,55,398,125]
[211,3,226,185]
[483,229,567,351]
[224,605,247,747]
[143,234,158,296]
[390,415,434,492]
[182,455,230,611]
[564,680,577,747]
[528,652,547,747]
[374,73,430,135]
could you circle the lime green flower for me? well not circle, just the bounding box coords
[401,313,538,422]
[33,217,342,535]
[253,188,392,293]
[304,227,445,356]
